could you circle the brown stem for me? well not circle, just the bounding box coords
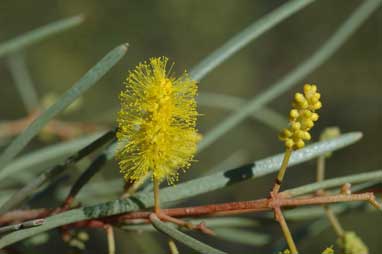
[274,207,298,254]
[316,153,345,237]
[0,110,104,140]
[114,192,375,223]
[1,193,377,228]
[323,206,344,237]
[0,208,52,225]
[154,211,215,235]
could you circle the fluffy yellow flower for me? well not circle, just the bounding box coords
[116,57,200,184]
[279,84,322,150]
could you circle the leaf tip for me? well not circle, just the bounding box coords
[349,131,363,142]
[122,42,130,51]
[75,14,86,23]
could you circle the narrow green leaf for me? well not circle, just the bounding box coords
[1,133,104,184]
[55,178,122,203]
[207,150,249,175]
[279,203,358,221]
[121,217,258,232]
[6,51,39,113]
[197,0,381,151]
[0,130,116,212]
[150,214,227,254]
[66,149,110,199]
[189,0,316,81]
[0,44,128,172]
[0,15,83,57]
[285,170,382,197]
[0,132,364,247]
[214,228,270,246]
[198,92,287,131]
[136,133,362,206]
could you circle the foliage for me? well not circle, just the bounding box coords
[0,0,380,253]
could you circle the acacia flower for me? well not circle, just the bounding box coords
[272,84,322,254]
[116,57,200,185]
[279,84,322,150]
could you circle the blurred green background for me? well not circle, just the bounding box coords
[0,0,381,253]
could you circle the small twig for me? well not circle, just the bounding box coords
[151,178,215,235]
[274,208,298,254]
[154,212,215,236]
[149,214,226,254]
[272,148,292,194]
[105,225,115,254]
[0,208,51,225]
[1,192,378,229]
[368,198,382,211]
[0,218,44,234]
[112,192,376,224]
[0,113,104,140]
[323,206,344,237]
[0,129,116,213]
[41,120,104,140]
[62,152,110,210]
[316,147,345,238]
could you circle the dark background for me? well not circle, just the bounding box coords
[0,0,381,253]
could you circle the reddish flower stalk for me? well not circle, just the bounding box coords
[0,208,52,225]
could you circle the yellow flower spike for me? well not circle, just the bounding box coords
[273,84,322,254]
[279,84,322,150]
[116,57,200,185]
